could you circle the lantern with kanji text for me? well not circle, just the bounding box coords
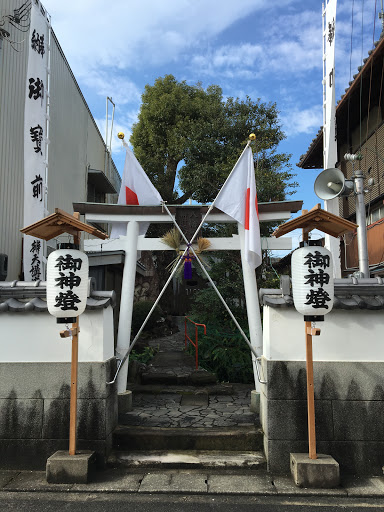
[291,242,334,317]
[47,244,89,323]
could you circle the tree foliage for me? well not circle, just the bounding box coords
[130,74,296,204]
[130,75,296,380]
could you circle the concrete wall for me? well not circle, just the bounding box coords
[0,307,117,469]
[261,306,384,475]
[0,359,117,469]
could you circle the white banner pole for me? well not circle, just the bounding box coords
[23,1,50,281]
[322,0,340,277]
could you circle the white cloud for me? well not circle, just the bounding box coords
[42,0,296,119]
[280,105,323,137]
[190,8,322,80]
[42,0,277,74]
[191,43,264,79]
[78,70,141,106]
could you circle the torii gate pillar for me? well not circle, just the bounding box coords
[115,221,139,393]
[239,224,263,393]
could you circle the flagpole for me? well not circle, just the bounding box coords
[182,138,253,245]
[211,139,251,207]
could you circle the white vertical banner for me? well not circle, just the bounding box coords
[23,0,50,281]
[323,0,337,169]
[322,0,341,277]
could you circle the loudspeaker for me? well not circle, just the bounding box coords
[314,168,354,200]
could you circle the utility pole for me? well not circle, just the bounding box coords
[344,153,370,278]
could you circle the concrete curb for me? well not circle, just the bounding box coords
[1,470,384,497]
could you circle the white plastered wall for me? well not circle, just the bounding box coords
[263,306,384,362]
[0,307,114,363]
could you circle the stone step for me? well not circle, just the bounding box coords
[141,368,217,386]
[127,383,234,395]
[139,350,218,386]
[140,351,217,386]
[109,449,267,470]
[113,426,263,452]
[149,351,196,368]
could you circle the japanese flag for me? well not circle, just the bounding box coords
[110,141,163,238]
[214,146,262,269]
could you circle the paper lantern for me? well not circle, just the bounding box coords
[292,246,334,316]
[47,248,89,320]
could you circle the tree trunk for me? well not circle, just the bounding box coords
[163,158,178,202]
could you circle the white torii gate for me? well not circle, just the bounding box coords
[74,201,301,394]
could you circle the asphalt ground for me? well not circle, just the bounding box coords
[1,491,384,512]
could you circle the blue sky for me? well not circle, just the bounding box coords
[42,0,382,224]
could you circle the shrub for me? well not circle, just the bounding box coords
[130,346,158,364]
[187,322,254,384]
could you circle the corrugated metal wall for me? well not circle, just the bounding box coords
[0,2,120,280]
[47,33,89,214]
[338,107,384,274]
[0,0,29,280]
[345,220,384,271]
[340,116,384,219]
[48,31,120,214]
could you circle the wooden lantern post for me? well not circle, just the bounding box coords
[305,319,318,459]
[273,204,358,460]
[301,211,318,459]
[21,209,107,456]
[68,212,81,455]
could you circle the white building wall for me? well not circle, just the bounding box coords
[263,305,384,362]
[0,307,114,363]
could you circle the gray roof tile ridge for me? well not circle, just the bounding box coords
[260,277,384,309]
[0,280,116,312]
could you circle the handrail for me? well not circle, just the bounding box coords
[184,316,206,370]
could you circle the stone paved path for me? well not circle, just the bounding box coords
[147,330,186,352]
[123,330,258,428]
[121,387,257,428]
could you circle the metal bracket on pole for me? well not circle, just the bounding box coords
[60,327,79,338]
[306,326,321,336]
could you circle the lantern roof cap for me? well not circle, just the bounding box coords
[20,208,108,241]
[272,204,358,239]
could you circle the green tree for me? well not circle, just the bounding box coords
[130,74,296,204]
[130,74,296,322]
